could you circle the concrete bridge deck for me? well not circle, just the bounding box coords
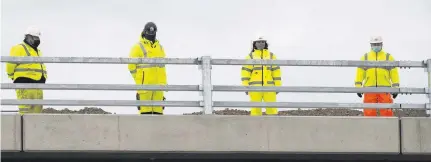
[1,114,431,161]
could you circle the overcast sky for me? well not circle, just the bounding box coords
[1,0,431,115]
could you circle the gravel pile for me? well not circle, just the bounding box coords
[183,108,428,117]
[40,107,427,117]
[42,107,113,114]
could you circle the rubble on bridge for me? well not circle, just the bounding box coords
[41,107,428,117]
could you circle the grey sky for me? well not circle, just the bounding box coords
[1,0,431,114]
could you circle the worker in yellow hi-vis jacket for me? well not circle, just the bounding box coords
[128,22,167,115]
[241,35,282,116]
[6,26,48,114]
[354,36,400,117]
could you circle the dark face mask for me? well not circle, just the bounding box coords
[24,35,40,48]
[143,33,156,42]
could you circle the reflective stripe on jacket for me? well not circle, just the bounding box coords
[355,50,399,87]
[241,49,282,86]
[128,37,167,92]
[6,43,48,81]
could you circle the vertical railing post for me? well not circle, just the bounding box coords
[201,56,213,115]
[426,59,431,117]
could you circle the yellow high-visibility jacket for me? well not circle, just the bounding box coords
[128,37,167,92]
[241,49,282,86]
[6,43,48,81]
[355,50,399,88]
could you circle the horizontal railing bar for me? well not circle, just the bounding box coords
[213,101,427,109]
[0,56,199,65]
[213,85,427,94]
[211,59,427,68]
[1,56,427,68]
[0,110,19,112]
[1,84,427,94]
[0,99,201,107]
[1,83,200,91]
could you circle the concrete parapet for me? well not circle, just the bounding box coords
[21,115,400,153]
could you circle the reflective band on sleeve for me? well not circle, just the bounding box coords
[242,67,252,72]
[253,67,263,70]
[19,108,30,112]
[136,64,165,69]
[273,77,281,80]
[137,65,155,68]
[241,77,250,81]
[360,67,393,71]
[249,81,276,85]
[392,83,400,87]
[249,81,263,85]
[355,82,362,85]
[14,68,47,74]
[138,43,148,58]
[364,85,392,87]
[271,66,280,70]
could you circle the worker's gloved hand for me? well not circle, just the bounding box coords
[162,97,166,110]
[357,93,363,98]
[392,93,398,99]
[245,92,248,95]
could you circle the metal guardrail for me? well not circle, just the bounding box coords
[1,56,431,115]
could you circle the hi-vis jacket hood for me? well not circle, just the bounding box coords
[128,36,167,93]
[355,49,400,88]
[241,49,282,86]
[6,43,47,81]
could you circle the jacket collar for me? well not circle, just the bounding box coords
[139,36,159,45]
[253,49,268,53]
[369,49,386,56]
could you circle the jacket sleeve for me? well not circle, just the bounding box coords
[271,53,282,86]
[128,44,141,80]
[241,54,253,86]
[354,55,366,87]
[388,54,400,87]
[6,45,22,80]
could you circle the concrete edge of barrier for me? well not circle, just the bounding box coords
[400,117,431,154]
[1,114,22,152]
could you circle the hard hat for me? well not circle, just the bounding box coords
[25,26,41,37]
[253,35,267,42]
[369,36,383,44]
